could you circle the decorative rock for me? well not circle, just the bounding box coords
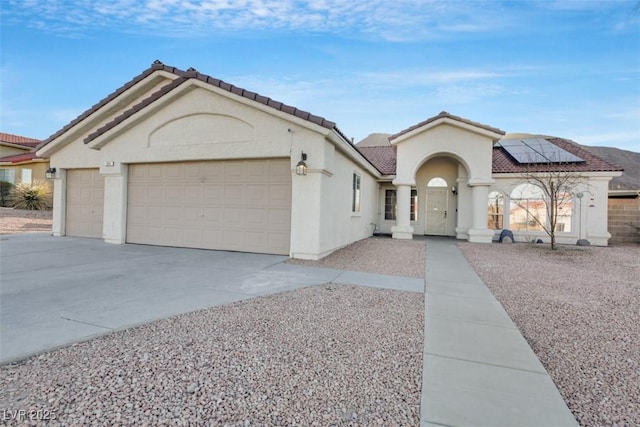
[577,239,591,246]
[499,229,514,243]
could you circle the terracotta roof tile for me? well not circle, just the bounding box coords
[355,134,622,176]
[493,136,623,173]
[82,62,344,145]
[37,60,180,150]
[357,146,396,175]
[0,152,43,164]
[390,111,505,141]
[0,132,41,148]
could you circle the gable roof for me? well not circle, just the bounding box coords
[0,132,41,149]
[356,127,623,175]
[79,61,344,145]
[389,111,505,141]
[37,61,184,151]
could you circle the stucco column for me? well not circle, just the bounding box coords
[467,179,494,243]
[391,180,414,239]
[101,163,128,244]
[51,168,67,236]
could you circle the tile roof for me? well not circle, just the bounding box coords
[492,136,623,173]
[37,61,177,150]
[356,146,396,175]
[0,152,43,164]
[389,111,505,141]
[0,132,41,148]
[355,132,623,176]
[81,62,342,145]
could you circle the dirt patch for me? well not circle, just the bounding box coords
[0,208,52,234]
[459,242,640,426]
[288,235,426,278]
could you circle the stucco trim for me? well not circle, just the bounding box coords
[390,115,505,145]
[37,70,179,158]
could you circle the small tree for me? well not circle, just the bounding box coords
[513,170,585,250]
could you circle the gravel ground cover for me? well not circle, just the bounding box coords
[0,208,52,234]
[288,236,426,278]
[0,284,424,426]
[459,242,640,427]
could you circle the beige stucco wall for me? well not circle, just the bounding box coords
[489,174,613,246]
[393,123,494,184]
[43,77,380,259]
[390,120,499,242]
[0,161,50,184]
[0,146,31,157]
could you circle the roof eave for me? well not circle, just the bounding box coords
[36,69,181,157]
[390,117,505,145]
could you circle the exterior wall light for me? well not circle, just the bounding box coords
[45,167,57,179]
[296,152,308,176]
[451,186,457,195]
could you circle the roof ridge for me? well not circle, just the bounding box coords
[83,62,343,145]
[38,60,185,150]
[0,132,41,146]
[390,111,505,140]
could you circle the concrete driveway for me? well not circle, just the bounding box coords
[1,233,423,364]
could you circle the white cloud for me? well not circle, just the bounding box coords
[2,0,521,40]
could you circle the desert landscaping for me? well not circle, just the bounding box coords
[1,213,638,425]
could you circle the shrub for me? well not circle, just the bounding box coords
[0,181,13,207]
[10,180,52,210]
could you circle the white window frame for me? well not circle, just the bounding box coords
[21,168,32,185]
[352,172,361,213]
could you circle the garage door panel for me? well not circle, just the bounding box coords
[246,208,266,226]
[268,233,289,253]
[222,163,243,181]
[203,207,222,225]
[224,207,245,225]
[224,184,244,202]
[269,184,291,205]
[269,209,291,230]
[182,228,204,247]
[66,169,104,239]
[127,159,291,254]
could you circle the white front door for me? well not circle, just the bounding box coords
[425,188,448,235]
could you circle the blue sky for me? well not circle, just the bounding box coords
[1,0,639,151]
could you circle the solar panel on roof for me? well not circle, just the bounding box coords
[497,138,584,164]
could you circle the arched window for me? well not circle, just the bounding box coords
[509,184,546,232]
[487,191,504,230]
[427,177,447,187]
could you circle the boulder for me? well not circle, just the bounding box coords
[499,229,514,243]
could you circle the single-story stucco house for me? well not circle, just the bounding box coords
[36,61,622,259]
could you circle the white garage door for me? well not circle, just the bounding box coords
[127,159,292,255]
[66,169,104,238]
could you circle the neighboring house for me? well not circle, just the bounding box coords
[36,61,622,259]
[0,132,48,185]
[581,145,640,244]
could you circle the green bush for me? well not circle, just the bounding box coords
[10,180,52,210]
[0,181,13,207]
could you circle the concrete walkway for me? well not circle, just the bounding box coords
[420,237,578,427]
